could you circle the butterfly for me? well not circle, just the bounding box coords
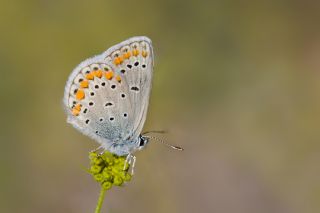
[63,36,182,173]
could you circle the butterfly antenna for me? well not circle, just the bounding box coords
[142,130,168,135]
[145,135,184,151]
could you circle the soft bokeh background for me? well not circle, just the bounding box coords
[1,0,320,212]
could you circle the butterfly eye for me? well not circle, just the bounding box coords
[139,139,145,147]
[109,116,115,121]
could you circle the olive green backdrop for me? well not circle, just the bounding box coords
[1,0,320,212]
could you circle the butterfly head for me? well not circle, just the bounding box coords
[137,135,150,150]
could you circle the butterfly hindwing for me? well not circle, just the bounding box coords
[64,58,118,147]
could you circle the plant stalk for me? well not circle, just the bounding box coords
[95,187,106,213]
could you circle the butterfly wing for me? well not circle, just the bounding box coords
[101,36,154,142]
[63,36,154,155]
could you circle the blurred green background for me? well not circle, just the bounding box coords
[1,0,320,212]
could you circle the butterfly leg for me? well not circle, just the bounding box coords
[97,150,105,157]
[89,145,103,153]
[130,155,137,175]
[123,153,132,171]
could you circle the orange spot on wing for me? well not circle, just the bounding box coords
[116,75,121,83]
[114,58,120,65]
[114,57,123,65]
[142,51,148,57]
[132,49,139,56]
[105,71,114,80]
[123,52,131,59]
[94,70,103,78]
[80,80,89,88]
[74,103,81,111]
[75,89,85,100]
[72,108,80,116]
[72,103,81,116]
[86,73,94,80]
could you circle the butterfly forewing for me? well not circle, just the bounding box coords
[103,38,154,142]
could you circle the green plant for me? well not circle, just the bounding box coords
[89,151,132,213]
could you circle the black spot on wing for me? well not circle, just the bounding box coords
[131,86,139,91]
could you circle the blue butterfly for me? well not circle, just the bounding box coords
[64,36,182,173]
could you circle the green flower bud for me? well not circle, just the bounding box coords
[113,176,123,186]
[102,169,113,181]
[103,151,113,159]
[112,167,121,175]
[89,152,98,159]
[93,157,104,165]
[114,158,120,164]
[90,165,102,174]
[89,150,132,191]
[119,171,125,179]
[94,174,104,182]
[124,173,132,181]
[102,181,112,190]
[106,158,114,166]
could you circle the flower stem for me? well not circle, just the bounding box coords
[95,187,106,213]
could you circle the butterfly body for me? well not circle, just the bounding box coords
[63,36,153,156]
